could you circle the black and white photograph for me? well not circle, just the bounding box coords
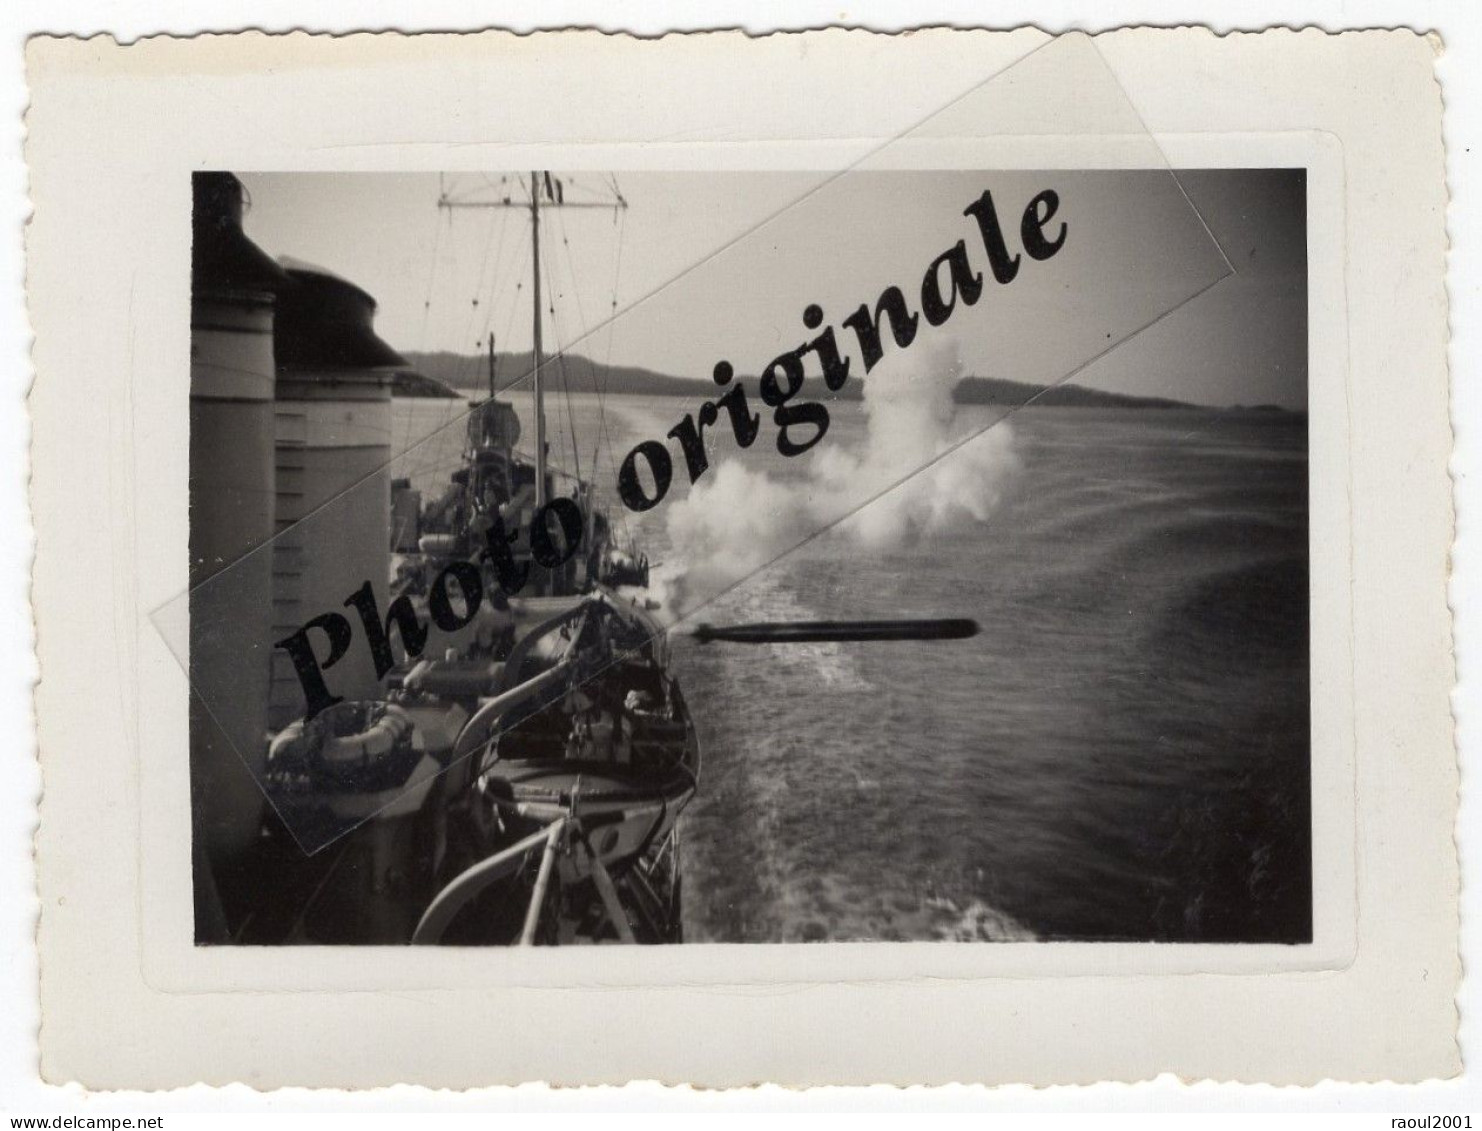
[185,164,1308,948]
[22,21,1461,1096]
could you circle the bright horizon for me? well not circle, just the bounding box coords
[239,169,1308,411]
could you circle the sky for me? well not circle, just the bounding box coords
[238,167,1308,409]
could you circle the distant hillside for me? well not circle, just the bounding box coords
[390,367,460,399]
[399,349,1259,413]
[400,350,708,399]
[953,376,1191,411]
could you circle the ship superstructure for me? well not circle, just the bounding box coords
[189,170,695,946]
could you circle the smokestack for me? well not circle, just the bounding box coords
[268,257,409,726]
[189,172,288,938]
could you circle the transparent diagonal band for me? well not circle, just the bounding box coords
[152,33,1234,856]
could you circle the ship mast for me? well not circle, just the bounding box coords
[438,172,629,512]
[529,171,547,509]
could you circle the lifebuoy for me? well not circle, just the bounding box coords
[418,533,460,556]
[320,703,414,765]
[268,701,419,792]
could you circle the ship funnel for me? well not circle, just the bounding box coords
[268,258,416,726]
[189,172,289,938]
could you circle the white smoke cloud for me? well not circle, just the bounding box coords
[660,340,1021,614]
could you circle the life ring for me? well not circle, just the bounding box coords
[418,533,460,556]
[320,702,414,765]
[268,701,419,793]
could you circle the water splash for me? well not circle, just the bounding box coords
[662,340,1022,611]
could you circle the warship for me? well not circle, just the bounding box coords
[188,170,971,947]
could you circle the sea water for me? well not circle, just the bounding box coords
[391,392,1310,944]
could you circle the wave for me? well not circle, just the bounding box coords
[925,896,1038,942]
[1164,554,1309,655]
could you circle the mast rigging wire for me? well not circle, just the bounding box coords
[554,201,632,546]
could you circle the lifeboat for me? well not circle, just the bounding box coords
[412,590,698,945]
